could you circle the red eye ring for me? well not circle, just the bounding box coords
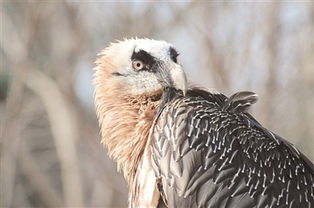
[132,60,144,71]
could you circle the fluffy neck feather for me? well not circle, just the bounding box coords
[94,63,161,185]
[94,56,163,207]
[96,92,160,179]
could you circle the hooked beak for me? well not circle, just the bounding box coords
[169,64,187,96]
[154,61,187,96]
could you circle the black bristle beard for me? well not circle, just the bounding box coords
[156,87,183,117]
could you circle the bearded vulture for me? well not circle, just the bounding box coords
[93,38,314,208]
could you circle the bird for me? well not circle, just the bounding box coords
[93,38,314,208]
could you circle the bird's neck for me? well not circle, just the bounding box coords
[95,91,161,186]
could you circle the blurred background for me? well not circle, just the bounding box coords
[0,1,313,207]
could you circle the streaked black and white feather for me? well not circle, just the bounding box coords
[152,88,314,208]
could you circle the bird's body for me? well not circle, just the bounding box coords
[93,38,314,208]
[152,88,314,208]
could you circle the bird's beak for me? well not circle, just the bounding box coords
[170,65,187,96]
[155,62,187,96]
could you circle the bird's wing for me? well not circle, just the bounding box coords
[151,89,314,208]
[222,91,258,113]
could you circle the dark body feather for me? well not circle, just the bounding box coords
[152,89,314,208]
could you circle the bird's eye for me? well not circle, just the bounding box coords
[132,60,144,71]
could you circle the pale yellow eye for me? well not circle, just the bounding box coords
[132,60,144,71]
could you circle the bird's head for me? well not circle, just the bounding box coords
[94,38,187,98]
